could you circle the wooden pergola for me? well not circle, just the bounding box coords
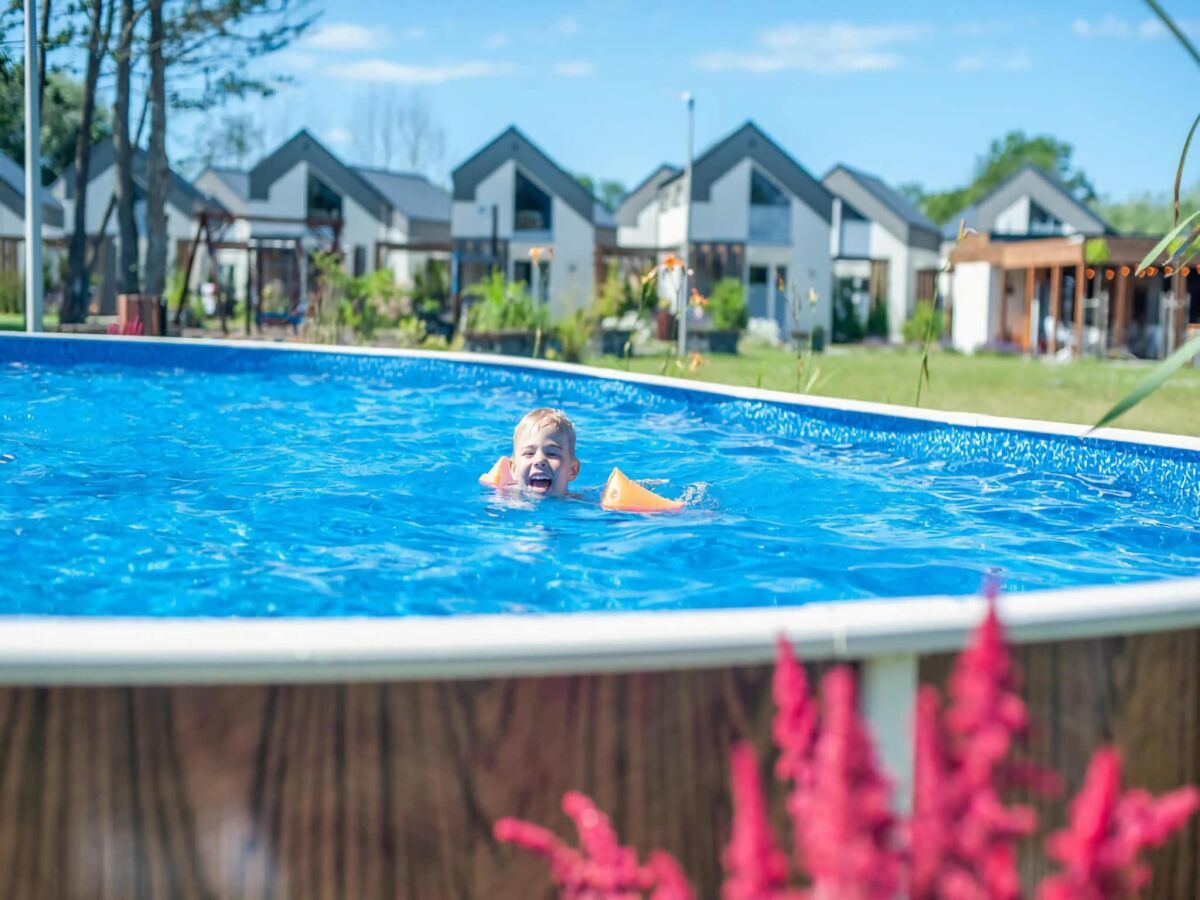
[949,233,1189,357]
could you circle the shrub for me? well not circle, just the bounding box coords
[465,269,547,332]
[554,309,594,363]
[832,289,864,343]
[902,300,945,344]
[0,269,23,315]
[709,278,748,331]
[866,299,889,339]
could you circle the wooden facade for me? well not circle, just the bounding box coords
[0,631,1197,898]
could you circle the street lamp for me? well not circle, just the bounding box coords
[23,0,44,333]
[677,92,694,357]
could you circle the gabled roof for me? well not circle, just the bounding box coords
[661,121,833,222]
[823,164,940,252]
[248,129,391,222]
[0,152,63,227]
[354,167,450,224]
[614,163,680,227]
[941,164,1113,240]
[452,126,597,225]
[58,141,225,217]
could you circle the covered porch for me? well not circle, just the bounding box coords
[949,233,1197,359]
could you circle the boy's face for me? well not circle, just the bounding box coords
[511,426,580,497]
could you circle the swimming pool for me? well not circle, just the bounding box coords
[3,334,1200,898]
[3,333,1198,618]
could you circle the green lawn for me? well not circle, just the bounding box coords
[589,345,1200,437]
[0,312,59,331]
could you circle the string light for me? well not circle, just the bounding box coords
[1105,269,1115,281]
[1120,266,1131,277]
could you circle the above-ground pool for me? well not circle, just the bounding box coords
[3,334,1200,898]
[2,334,1198,617]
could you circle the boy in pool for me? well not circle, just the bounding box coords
[508,407,581,497]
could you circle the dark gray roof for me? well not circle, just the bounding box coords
[354,167,450,224]
[660,122,833,222]
[824,164,940,252]
[0,152,63,227]
[452,126,597,225]
[249,129,391,222]
[941,164,1112,240]
[614,163,680,227]
[59,141,225,217]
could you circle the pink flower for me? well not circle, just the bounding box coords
[722,742,791,900]
[1039,747,1199,899]
[494,792,692,899]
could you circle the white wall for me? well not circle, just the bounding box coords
[617,201,658,248]
[791,197,832,335]
[691,159,751,242]
[452,161,515,239]
[0,204,22,238]
[950,261,999,352]
[868,223,908,341]
[993,196,1030,235]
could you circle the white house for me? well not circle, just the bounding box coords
[942,166,1121,355]
[616,122,834,339]
[195,129,451,308]
[0,151,64,277]
[51,142,222,313]
[823,165,941,341]
[451,126,604,320]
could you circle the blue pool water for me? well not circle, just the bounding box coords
[2,335,1198,617]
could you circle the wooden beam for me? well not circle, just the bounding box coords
[997,268,1008,343]
[1113,269,1130,348]
[172,214,205,327]
[1048,265,1062,355]
[1073,263,1086,358]
[1021,267,1034,353]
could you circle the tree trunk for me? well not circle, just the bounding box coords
[62,0,113,324]
[142,0,167,296]
[114,0,139,294]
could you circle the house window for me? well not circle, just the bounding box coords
[1029,200,1064,236]
[307,174,342,219]
[750,169,788,207]
[514,170,552,232]
[513,260,533,286]
[916,269,938,304]
[353,245,367,277]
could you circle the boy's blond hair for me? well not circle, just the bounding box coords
[513,408,576,455]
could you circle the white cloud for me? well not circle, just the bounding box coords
[1002,52,1032,70]
[696,22,924,74]
[325,127,353,147]
[402,26,427,40]
[554,60,593,77]
[954,56,985,71]
[305,23,381,51]
[1073,15,1199,40]
[551,16,581,37]
[328,58,517,84]
[485,31,509,49]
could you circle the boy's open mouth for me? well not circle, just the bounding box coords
[528,475,553,493]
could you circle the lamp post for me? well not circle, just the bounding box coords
[677,92,694,357]
[23,0,44,333]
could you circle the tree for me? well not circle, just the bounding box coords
[1098,183,1200,235]
[143,0,167,295]
[183,111,264,171]
[113,0,142,294]
[355,87,445,175]
[907,130,1096,225]
[0,67,112,184]
[63,0,116,324]
[576,174,626,211]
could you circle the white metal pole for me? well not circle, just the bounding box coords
[677,93,694,357]
[23,0,44,333]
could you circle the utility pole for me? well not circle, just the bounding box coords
[677,92,694,357]
[24,0,44,332]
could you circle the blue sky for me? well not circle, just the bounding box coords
[232,0,1200,200]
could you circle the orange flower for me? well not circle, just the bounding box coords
[529,246,550,263]
[661,254,684,271]
[688,352,703,372]
[689,289,708,307]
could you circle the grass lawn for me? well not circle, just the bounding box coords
[589,345,1200,437]
[0,312,59,331]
